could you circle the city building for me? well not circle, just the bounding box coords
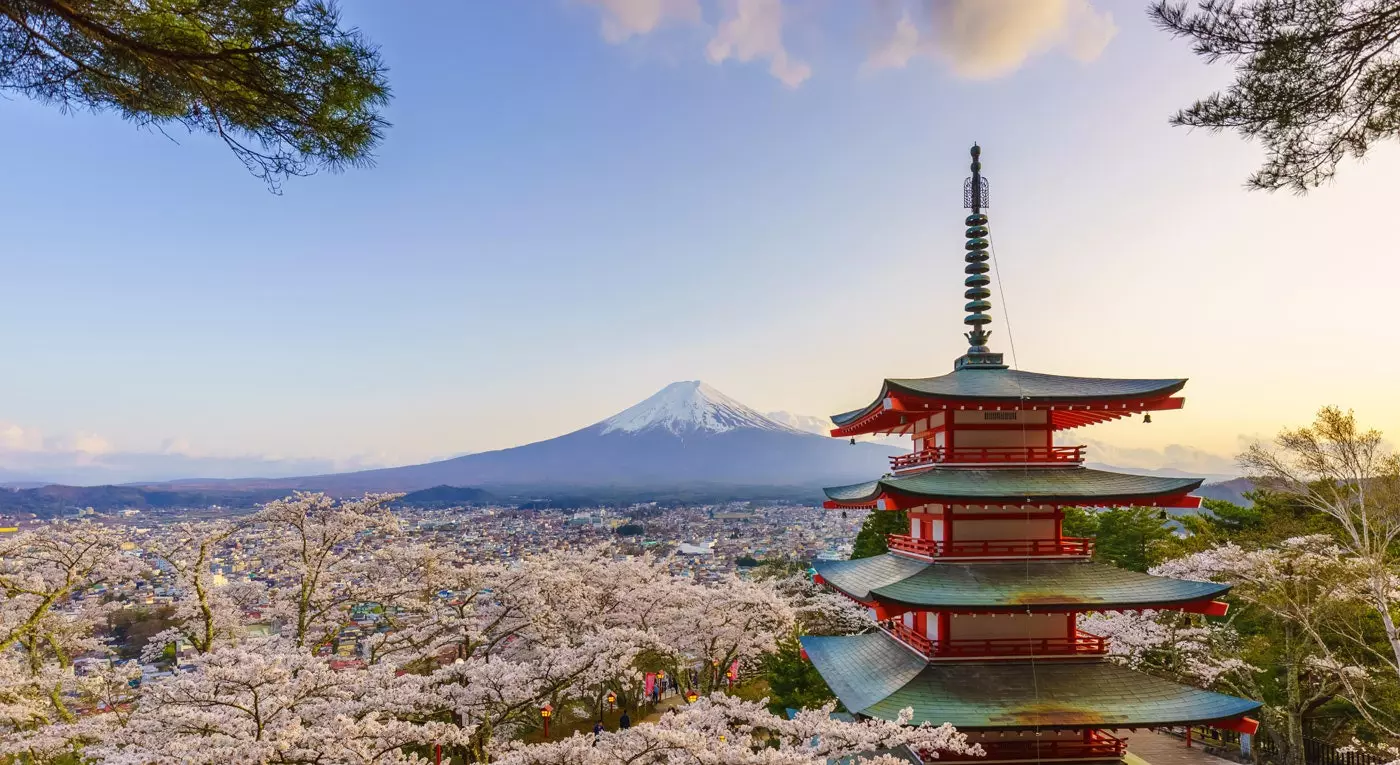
[803,145,1261,765]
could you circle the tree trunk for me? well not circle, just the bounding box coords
[1369,572,1400,685]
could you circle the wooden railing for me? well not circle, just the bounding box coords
[931,731,1126,761]
[891,445,1085,470]
[883,621,1108,659]
[886,535,1094,559]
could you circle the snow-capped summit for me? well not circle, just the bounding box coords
[600,381,800,435]
[199,380,902,494]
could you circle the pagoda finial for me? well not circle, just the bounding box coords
[956,144,1006,371]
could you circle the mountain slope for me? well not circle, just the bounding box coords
[185,381,902,495]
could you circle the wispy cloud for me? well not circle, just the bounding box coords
[868,0,1117,78]
[1077,437,1241,479]
[576,0,1114,87]
[705,0,809,88]
[580,0,703,44]
[0,420,391,486]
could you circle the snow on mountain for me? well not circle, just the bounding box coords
[164,381,903,494]
[600,381,801,435]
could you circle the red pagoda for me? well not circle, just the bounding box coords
[803,145,1260,764]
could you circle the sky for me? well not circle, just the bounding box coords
[2,0,1398,484]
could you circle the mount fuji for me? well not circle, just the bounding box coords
[190,381,903,496]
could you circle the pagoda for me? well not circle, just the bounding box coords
[803,145,1260,764]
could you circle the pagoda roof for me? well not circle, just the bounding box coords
[812,554,1229,611]
[830,368,1186,435]
[801,632,1261,730]
[823,467,1203,509]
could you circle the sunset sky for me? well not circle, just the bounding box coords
[2,0,1397,482]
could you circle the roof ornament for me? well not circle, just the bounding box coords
[956,144,1007,371]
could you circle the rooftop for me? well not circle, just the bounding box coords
[823,467,1203,509]
[812,554,1229,611]
[801,632,1261,729]
[830,368,1187,435]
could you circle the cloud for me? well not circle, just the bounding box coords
[0,420,392,486]
[1077,438,1241,479]
[580,0,809,87]
[868,0,1117,78]
[706,0,810,88]
[581,0,702,44]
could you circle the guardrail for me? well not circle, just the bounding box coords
[891,445,1086,470]
[886,535,1094,559]
[882,622,1109,659]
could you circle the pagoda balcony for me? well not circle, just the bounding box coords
[882,621,1109,660]
[926,731,1127,762]
[891,445,1086,471]
[886,535,1094,560]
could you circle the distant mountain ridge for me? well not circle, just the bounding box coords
[154,381,903,495]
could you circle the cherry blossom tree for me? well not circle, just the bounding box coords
[137,520,267,660]
[247,492,406,649]
[1241,407,1400,686]
[0,522,142,762]
[96,637,463,765]
[492,693,978,765]
[1088,536,1387,764]
[3,499,975,765]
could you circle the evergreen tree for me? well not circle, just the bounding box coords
[762,632,836,714]
[1153,0,1400,192]
[0,0,389,189]
[849,509,907,559]
[1062,506,1176,572]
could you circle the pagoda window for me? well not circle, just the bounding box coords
[910,517,922,538]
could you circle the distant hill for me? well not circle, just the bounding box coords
[0,484,288,518]
[395,485,496,507]
[1193,478,1255,506]
[150,381,903,496]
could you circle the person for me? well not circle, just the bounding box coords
[618,710,631,730]
[592,720,603,744]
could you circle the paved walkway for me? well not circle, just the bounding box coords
[1125,731,1240,765]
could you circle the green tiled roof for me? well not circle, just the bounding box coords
[813,554,928,600]
[831,368,1185,426]
[824,467,1202,505]
[814,555,1229,610]
[801,632,1260,729]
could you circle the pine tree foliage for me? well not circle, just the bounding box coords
[0,0,389,190]
[849,510,906,560]
[1153,0,1400,192]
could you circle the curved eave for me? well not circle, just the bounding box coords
[829,376,1188,437]
[831,396,1187,437]
[801,633,1261,731]
[822,470,1205,510]
[813,555,1231,613]
[884,376,1187,404]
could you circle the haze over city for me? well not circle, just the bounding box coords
[3,0,1397,485]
